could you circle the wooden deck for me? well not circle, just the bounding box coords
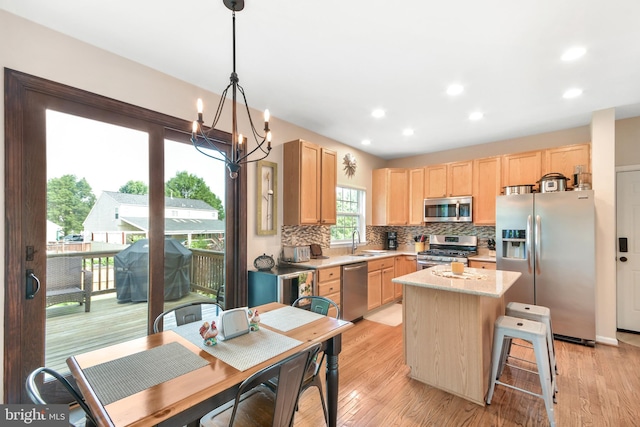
[45,292,215,373]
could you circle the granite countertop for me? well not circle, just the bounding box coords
[392,265,521,298]
[280,250,415,269]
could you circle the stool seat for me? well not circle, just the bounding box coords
[487,315,556,427]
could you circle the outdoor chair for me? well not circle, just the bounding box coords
[200,343,321,427]
[153,300,224,333]
[269,296,340,425]
[26,366,97,427]
[46,256,93,312]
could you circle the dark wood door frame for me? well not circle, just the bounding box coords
[3,69,246,403]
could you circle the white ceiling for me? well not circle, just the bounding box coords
[3,0,640,159]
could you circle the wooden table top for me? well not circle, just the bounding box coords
[67,302,353,427]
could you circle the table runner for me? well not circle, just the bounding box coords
[174,323,302,371]
[82,342,209,405]
[258,306,326,332]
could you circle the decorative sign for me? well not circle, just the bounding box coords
[257,160,277,235]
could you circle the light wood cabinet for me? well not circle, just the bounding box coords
[367,257,395,310]
[502,150,543,188]
[283,139,337,225]
[472,156,501,225]
[544,143,590,188]
[425,161,473,198]
[394,255,417,298]
[317,266,341,318]
[468,260,496,270]
[408,168,425,225]
[372,168,409,226]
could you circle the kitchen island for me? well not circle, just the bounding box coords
[392,266,521,406]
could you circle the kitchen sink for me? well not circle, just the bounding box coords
[353,253,376,257]
[361,250,387,254]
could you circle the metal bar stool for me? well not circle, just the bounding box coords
[487,315,556,427]
[501,302,558,396]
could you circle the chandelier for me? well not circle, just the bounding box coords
[191,0,272,179]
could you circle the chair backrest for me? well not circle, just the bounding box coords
[26,367,96,426]
[229,343,321,426]
[292,296,340,319]
[47,257,83,288]
[153,301,224,333]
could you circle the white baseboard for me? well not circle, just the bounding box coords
[596,335,619,346]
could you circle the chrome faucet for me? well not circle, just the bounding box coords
[352,229,361,254]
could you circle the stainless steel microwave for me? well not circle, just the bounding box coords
[424,196,473,223]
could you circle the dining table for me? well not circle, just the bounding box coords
[66,302,354,427]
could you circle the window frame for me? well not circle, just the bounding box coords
[330,186,366,246]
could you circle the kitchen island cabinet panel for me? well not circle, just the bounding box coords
[403,284,503,405]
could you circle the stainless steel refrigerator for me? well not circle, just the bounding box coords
[496,190,595,344]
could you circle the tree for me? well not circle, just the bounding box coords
[165,171,225,219]
[119,180,148,194]
[47,174,96,235]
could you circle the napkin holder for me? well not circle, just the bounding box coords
[219,308,250,340]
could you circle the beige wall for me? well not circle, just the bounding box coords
[616,116,640,166]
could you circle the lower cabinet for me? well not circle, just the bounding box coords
[367,257,396,310]
[468,260,496,270]
[394,255,417,298]
[317,266,341,318]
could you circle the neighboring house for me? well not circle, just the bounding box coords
[83,191,224,245]
[46,220,63,243]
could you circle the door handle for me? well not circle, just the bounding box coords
[26,269,41,299]
[620,257,628,262]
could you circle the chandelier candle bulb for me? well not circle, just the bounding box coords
[197,98,203,122]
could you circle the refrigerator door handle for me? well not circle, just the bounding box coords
[526,215,533,273]
[535,215,542,275]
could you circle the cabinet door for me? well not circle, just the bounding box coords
[408,168,425,225]
[544,144,590,187]
[468,260,496,270]
[320,148,337,224]
[473,156,501,225]
[425,164,447,198]
[394,255,416,298]
[448,161,473,196]
[387,169,409,225]
[300,142,321,224]
[381,266,395,304]
[367,270,382,310]
[502,150,543,188]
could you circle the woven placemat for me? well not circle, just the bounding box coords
[259,306,325,332]
[174,324,302,371]
[83,342,209,405]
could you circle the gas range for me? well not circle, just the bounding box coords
[417,235,478,269]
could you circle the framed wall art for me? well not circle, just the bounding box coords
[256,160,277,235]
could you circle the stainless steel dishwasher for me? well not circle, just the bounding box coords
[342,262,368,321]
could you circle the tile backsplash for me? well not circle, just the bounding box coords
[281,224,496,254]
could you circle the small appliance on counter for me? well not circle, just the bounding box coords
[385,231,398,250]
[282,245,310,262]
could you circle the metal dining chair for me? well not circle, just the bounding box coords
[26,367,97,427]
[290,296,340,425]
[153,300,224,333]
[200,343,321,427]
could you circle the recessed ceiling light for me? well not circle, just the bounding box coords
[361,139,371,146]
[371,109,385,119]
[447,84,464,96]
[561,47,587,61]
[563,88,583,99]
[469,112,484,121]
[403,128,414,136]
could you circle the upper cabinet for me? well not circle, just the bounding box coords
[544,144,590,188]
[372,168,409,226]
[501,150,543,187]
[408,168,425,225]
[473,156,501,225]
[425,161,473,198]
[283,139,337,226]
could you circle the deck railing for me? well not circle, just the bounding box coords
[47,248,225,297]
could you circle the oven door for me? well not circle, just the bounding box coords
[416,260,445,270]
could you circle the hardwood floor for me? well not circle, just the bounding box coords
[294,319,640,426]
